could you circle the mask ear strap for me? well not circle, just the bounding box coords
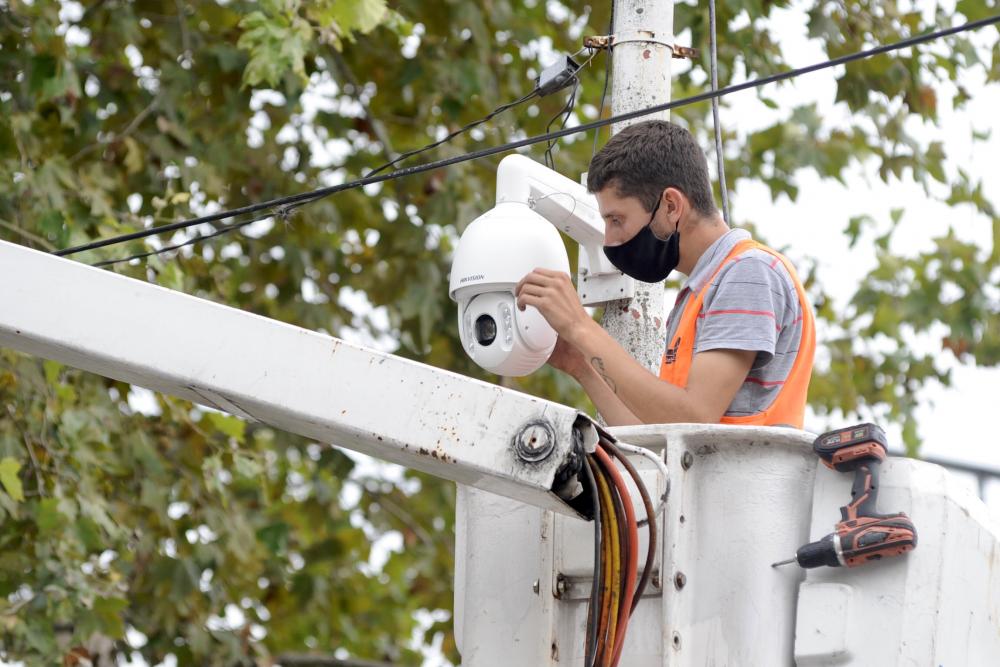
[648,198,661,223]
[648,191,665,226]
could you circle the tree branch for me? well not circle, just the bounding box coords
[0,218,56,251]
[326,47,399,162]
[23,436,44,496]
[70,93,161,163]
[367,489,437,549]
[7,404,44,494]
[174,0,192,63]
[323,47,414,233]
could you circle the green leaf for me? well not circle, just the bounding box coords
[233,452,262,480]
[237,9,314,87]
[36,498,64,535]
[123,137,145,174]
[78,492,120,537]
[845,214,872,249]
[93,596,128,638]
[28,55,58,95]
[75,517,103,553]
[309,0,389,40]
[39,60,81,103]
[43,360,62,385]
[37,210,67,245]
[257,521,290,554]
[0,458,24,503]
[23,622,56,655]
[956,0,995,21]
[204,412,246,443]
[157,261,186,291]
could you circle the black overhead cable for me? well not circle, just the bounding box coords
[544,78,580,169]
[544,48,599,169]
[91,87,545,266]
[366,88,540,177]
[708,0,730,225]
[55,14,1000,262]
[92,209,278,268]
[84,86,544,267]
[592,3,615,160]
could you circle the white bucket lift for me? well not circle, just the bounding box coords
[3,243,999,665]
[3,150,998,665]
[455,424,1000,665]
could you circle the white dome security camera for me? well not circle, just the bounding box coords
[449,154,631,377]
[449,201,570,377]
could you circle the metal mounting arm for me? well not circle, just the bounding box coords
[495,155,634,305]
[0,240,597,516]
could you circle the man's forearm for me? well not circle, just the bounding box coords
[515,267,753,424]
[568,319,708,424]
[573,362,643,426]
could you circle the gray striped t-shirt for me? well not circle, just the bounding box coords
[663,228,805,418]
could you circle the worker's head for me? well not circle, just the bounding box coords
[588,120,720,281]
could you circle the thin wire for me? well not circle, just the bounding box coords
[709,0,730,224]
[592,457,618,667]
[545,47,600,168]
[592,463,611,667]
[92,209,279,267]
[604,462,626,664]
[67,88,539,261]
[603,440,656,616]
[611,441,668,527]
[528,190,578,230]
[582,456,602,667]
[594,445,637,667]
[592,4,615,160]
[100,88,538,265]
[55,14,1000,259]
[367,88,540,177]
[545,78,580,168]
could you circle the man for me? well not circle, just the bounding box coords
[515,120,815,427]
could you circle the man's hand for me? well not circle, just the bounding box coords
[546,335,588,378]
[514,268,592,342]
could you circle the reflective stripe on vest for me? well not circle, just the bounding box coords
[658,239,816,428]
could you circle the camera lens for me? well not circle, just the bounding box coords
[474,314,498,346]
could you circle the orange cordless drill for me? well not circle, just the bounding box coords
[773,423,918,569]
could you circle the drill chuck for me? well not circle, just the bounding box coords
[793,534,843,568]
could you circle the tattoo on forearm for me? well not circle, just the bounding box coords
[590,357,617,394]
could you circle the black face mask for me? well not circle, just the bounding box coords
[603,199,680,283]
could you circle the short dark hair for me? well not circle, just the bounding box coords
[587,120,717,216]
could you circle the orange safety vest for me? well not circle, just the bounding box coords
[658,239,816,428]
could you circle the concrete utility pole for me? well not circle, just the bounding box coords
[600,0,672,372]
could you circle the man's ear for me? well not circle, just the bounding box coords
[663,187,689,224]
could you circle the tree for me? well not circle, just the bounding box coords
[0,0,997,664]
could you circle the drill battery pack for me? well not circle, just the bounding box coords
[814,422,888,472]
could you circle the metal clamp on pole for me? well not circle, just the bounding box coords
[583,31,699,59]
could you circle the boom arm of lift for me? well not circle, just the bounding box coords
[0,239,604,517]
